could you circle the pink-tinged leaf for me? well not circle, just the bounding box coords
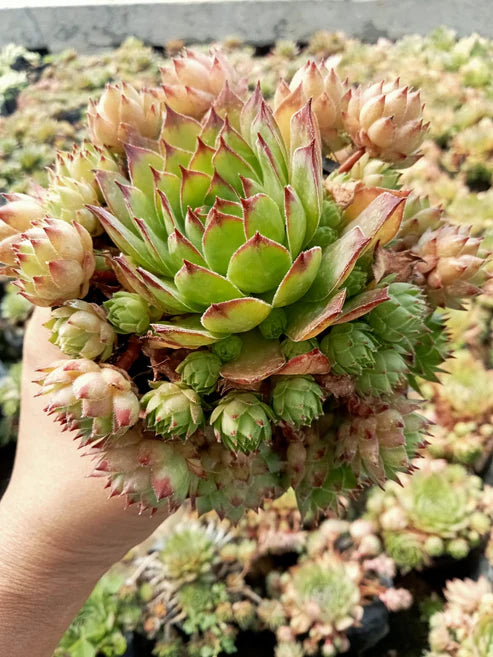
[138,266,201,312]
[289,100,321,156]
[118,182,161,235]
[150,316,225,349]
[184,207,205,250]
[284,184,306,258]
[220,330,286,384]
[113,256,193,314]
[214,81,244,131]
[251,100,288,181]
[291,139,322,245]
[118,122,160,152]
[175,260,243,308]
[94,170,132,225]
[227,232,292,294]
[272,246,322,307]
[201,297,272,333]
[343,190,408,247]
[168,229,206,272]
[241,194,285,244]
[199,106,224,147]
[285,289,347,341]
[0,234,20,267]
[332,287,390,324]
[131,216,174,277]
[161,140,192,176]
[239,82,263,146]
[180,166,211,216]
[205,171,239,205]
[240,176,263,199]
[277,349,331,375]
[219,116,260,176]
[202,208,245,275]
[88,205,158,272]
[214,198,243,217]
[154,169,182,225]
[212,137,256,193]
[344,185,409,221]
[305,227,370,302]
[188,138,215,176]
[273,82,305,147]
[48,260,84,288]
[156,189,178,236]
[161,104,201,151]
[254,134,285,207]
[125,143,165,198]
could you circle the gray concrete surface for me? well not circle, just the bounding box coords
[0,0,490,52]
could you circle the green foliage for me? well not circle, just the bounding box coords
[54,573,140,657]
[0,361,21,445]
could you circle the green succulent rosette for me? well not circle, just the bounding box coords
[103,290,155,334]
[367,462,493,572]
[45,299,115,360]
[383,531,428,571]
[211,391,274,452]
[142,381,204,439]
[6,46,488,521]
[176,351,222,394]
[367,281,428,350]
[320,322,378,376]
[272,375,324,427]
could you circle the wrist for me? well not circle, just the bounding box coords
[0,490,110,657]
[0,483,107,587]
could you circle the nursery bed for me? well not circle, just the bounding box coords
[0,27,492,657]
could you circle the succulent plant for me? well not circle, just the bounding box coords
[142,381,204,439]
[176,350,222,394]
[54,571,141,657]
[328,152,401,189]
[320,322,378,376]
[35,359,140,445]
[430,350,493,420]
[0,44,488,523]
[211,391,274,452]
[367,460,493,572]
[367,281,428,350]
[103,291,155,334]
[45,300,115,360]
[336,399,428,485]
[0,281,32,324]
[413,225,488,308]
[87,82,163,153]
[280,558,362,636]
[343,79,429,167]
[272,376,324,427]
[427,577,493,657]
[123,517,258,657]
[0,361,22,445]
[395,192,443,247]
[427,420,493,469]
[274,61,349,151]
[160,48,245,119]
[12,218,95,306]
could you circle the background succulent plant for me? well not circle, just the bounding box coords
[366,459,493,571]
[0,28,491,657]
[56,506,412,657]
[2,42,488,522]
[426,577,493,657]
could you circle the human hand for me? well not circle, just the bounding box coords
[0,306,172,657]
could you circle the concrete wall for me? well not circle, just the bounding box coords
[0,0,491,52]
